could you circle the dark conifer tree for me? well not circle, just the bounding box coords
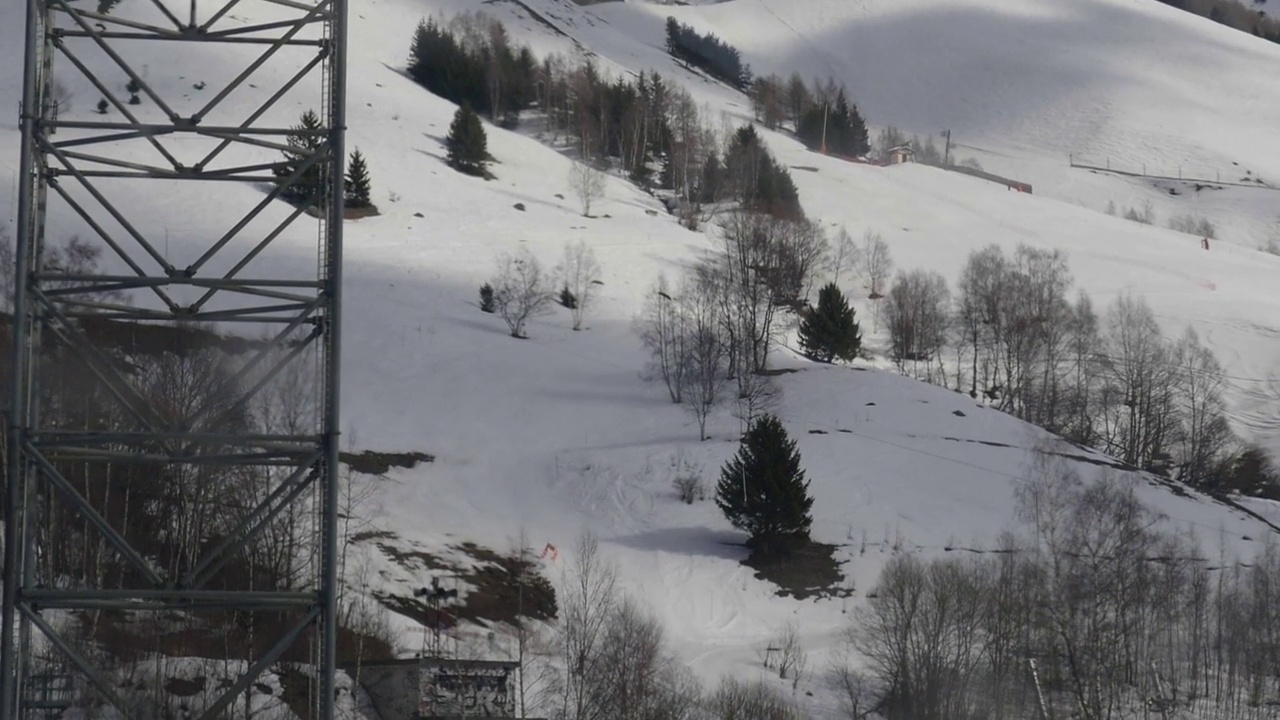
[700,152,724,203]
[664,17,682,55]
[715,414,814,557]
[664,16,751,89]
[797,87,870,158]
[274,109,325,205]
[724,124,803,219]
[344,148,372,208]
[798,282,862,363]
[446,103,488,177]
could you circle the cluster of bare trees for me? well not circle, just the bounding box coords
[535,535,803,720]
[637,212,832,438]
[883,243,1235,484]
[846,449,1280,720]
[487,242,602,337]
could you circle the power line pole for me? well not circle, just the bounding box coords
[942,129,953,167]
[821,102,830,154]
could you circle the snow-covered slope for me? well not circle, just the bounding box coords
[2,0,1280,714]
[598,0,1280,249]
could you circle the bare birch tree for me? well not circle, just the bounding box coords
[636,274,688,403]
[860,231,893,299]
[679,274,729,440]
[557,241,602,330]
[559,533,618,720]
[569,159,606,217]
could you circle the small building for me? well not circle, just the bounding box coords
[346,657,532,720]
[419,657,520,719]
[887,144,915,165]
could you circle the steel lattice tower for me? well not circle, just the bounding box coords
[2,0,346,716]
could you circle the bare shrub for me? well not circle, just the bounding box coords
[491,247,554,338]
[772,621,808,690]
[672,475,704,505]
[1167,213,1217,239]
[706,676,803,720]
[1123,199,1155,225]
[670,450,705,504]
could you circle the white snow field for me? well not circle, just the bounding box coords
[2,0,1280,715]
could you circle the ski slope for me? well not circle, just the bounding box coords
[2,0,1280,715]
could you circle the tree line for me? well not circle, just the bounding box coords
[635,211,832,439]
[408,12,537,127]
[410,12,805,226]
[1155,0,1280,43]
[879,243,1274,497]
[749,74,871,158]
[843,447,1280,720]
[664,16,752,90]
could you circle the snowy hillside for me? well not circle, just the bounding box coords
[599,0,1280,249]
[3,0,1280,716]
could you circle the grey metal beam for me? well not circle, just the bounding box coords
[7,0,348,714]
[321,1,350,717]
[24,590,317,610]
[22,444,163,587]
[0,0,45,711]
[57,30,326,46]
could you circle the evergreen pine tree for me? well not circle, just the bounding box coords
[558,285,577,309]
[699,152,723,203]
[665,17,682,56]
[446,104,488,177]
[344,148,372,208]
[798,282,862,363]
[833,90,870,157]
[274,109,325,205]
[714,414,813,556]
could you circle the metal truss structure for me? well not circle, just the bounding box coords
[3,0,347,717]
